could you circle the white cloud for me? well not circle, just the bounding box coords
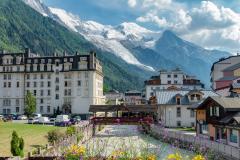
[136,10,170,28]
[134,0,240,52]
[128,0,137,8]
[190,1,240,30]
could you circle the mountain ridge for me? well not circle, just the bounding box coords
[11,0,234,88]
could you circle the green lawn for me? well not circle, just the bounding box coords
[0,122,66,157]
[174,127,195,132]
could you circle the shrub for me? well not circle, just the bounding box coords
[66,126,76,136]
[11,131,24,157]
[47,129,64,145]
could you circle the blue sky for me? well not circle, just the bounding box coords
[43,0,240,53]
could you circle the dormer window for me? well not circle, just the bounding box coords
[176,97,181,105]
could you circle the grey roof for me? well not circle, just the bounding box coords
[210,96,240,109]
[223,63,240,71]
[155,90,218,105]
[217,76,240,81]
[219,112,240,124]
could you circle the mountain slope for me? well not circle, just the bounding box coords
[154,30,230,87]
[0,0,151,92]
[22,0,231,87]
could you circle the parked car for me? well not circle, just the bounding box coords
[38,117,50,124]
[17,115,28,120]
[70,116,81,125]
[55,115,71,126]
[28,118,39,124]
[33,113,42,118]
[3,115,13,122]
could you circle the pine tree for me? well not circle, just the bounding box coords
[11,131,24,157]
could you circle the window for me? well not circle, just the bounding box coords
[8,82,11,88]
[16,99,20,106]
[47,74,51,79]
[40,106,43,113]
[40,81,44,87]
[174,74,178,78]
[34,74,37,79]
[48,81,51,87]
[40,99,44,104]
[27,74,30,79]
[167,81,171,84]
[16,107,20,113]
[196,94,201,100]
[78,81,81,86]
[55,94,59,100]
[27,82,30,88]
[176,97,181,105]
[16,82,20,88]
[47,90,51,96]
[177,121,181,127]
[8,74,11,80]
[56,77,59,83]
[41,74,44,79]
[34,82,37,88]
[191,94,195,100]
[190,109,195,117]
[229,129,238,143]
[65,81,68,87]
[34,90,37,96]
[237,80,240,83]
[64,89,68,96]
[167,74,171,78]
[174,81,178,84]
[3,82,7,88]
[3,74,7,80]
[177,107,181,117]
[85,72,88,78]
[55,86,59,91]
[47,106,50,113]
[210,106,220,117]
[56,62,59,66]
[40,90,44,96]
[17,66,20,71]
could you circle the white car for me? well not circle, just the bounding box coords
[18,115,28,120]
[38,117,50,124]
[28,118,39,124]
[55,115,69,123]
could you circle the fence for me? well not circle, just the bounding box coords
[151,125,240,160]
[29,122,93,158]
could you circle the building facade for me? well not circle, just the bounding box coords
[124,90,143,105]
[105,90,124,105]
[145,68,204,100]
[155,90,218,127]
[196,96,240,148]
[211,55,240,96]
[0,49,104,117]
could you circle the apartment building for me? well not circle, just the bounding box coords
[145,68,204,100]
[0,49,104,117]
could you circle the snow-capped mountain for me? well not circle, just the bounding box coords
[23,0,231,87]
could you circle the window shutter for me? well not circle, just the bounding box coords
[210,107,212,116]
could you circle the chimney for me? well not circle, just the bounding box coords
[89,50,96,69]
[25,48,30,58]
[63,51,67,56]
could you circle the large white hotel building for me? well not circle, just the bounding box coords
[0,49,104,118]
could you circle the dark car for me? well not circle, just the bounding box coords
[70,116,81,125]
